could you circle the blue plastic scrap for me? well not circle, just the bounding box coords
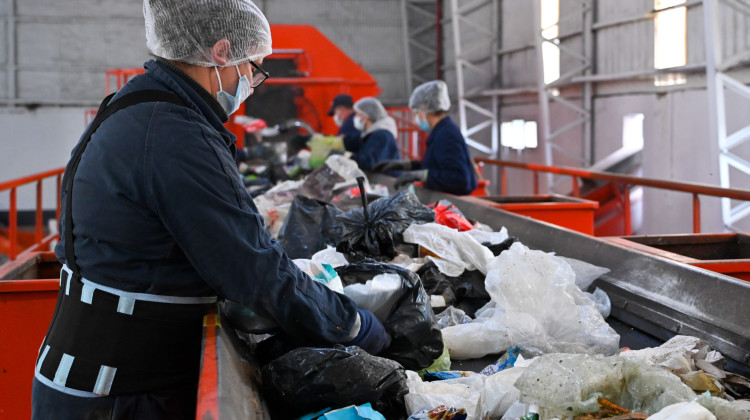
[297,403,386,420]
[478,346,520,376]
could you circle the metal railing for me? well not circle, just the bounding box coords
[476,157,750,235]
[0,168,64,261]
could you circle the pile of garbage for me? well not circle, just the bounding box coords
[236,155,750,420]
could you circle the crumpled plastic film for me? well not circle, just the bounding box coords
[559,256,611,291]
[144,0,272,67]
[515,353,698,418]
[485,242,620,356]
[402,223,495,277]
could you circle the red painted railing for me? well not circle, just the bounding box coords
[0,168,64,261]
[476,157,750,235]
[387,107,427,161]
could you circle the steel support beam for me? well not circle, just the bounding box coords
[449,0,500,162]
[703,0,750,230]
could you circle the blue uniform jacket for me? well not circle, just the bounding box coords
[338,113,361,153]
[413,117,478,195]
[353,129,401,172]
[55,59,359,344]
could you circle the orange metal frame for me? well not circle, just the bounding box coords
[0,168,64,261]
[387,107,427,161]
[475,157,750,235]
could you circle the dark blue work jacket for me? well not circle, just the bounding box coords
[55,59,359,343]
[413,117,478,195]
[338,113,362,153]
[353,129,401,173]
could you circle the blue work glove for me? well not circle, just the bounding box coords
[373,159,412,173]
[347,309,391,355]
[394,169,428,189]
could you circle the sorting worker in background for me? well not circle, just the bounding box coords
[328,93,362,152]
[375,80,478,195]
[31,1,389,419]
[351,97,402,173]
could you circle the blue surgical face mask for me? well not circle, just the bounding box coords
[416,114,431,132]
[215,65,252,116]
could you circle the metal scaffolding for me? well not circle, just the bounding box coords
[400,0,442,95]
[703,0,750,230]
[448,0,500,159]
[532,0,595,191]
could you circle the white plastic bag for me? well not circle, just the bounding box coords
[648,402,716,420]
[464,226,509,245]
[485,242,620,356]
[293,259,345,294]
[344,273,403,321]
[311,246,350,268]
[441,317,511,360]
[405,370,483,420]
[402,223,495,277]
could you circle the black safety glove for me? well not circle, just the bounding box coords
[394,170,428,189]
[373,159,412,173]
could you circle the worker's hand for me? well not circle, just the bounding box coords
[347,309,391,355]
[373,159,412,173]
[394,170,428,189]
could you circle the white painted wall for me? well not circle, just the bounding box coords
[0,106,85,210]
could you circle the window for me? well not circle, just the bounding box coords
[654,0,687,70]
[541,0,560,84]
[622,113,645,151]
[501,120,539,150]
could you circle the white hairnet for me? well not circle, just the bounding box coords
[409,80,451,112]
[353,97,388,122]
[144,0,272,67]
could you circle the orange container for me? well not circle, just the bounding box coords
[0,252,60,420]
[466,194,599,235]
[606,233,750,282]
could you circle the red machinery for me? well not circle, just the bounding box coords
[102,25,381,149]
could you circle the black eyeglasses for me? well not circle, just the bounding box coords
[250,61,270,88]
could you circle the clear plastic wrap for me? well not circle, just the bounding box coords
[485,242,620,356]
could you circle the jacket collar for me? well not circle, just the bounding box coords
[144,59,235,146]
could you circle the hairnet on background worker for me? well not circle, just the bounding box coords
[408,79,451,113]
[351,97,401,173]
[31,1,389,419]
[374,80,478,195]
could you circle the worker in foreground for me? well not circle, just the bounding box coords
[351,97,401,172]
[375,80,478,195]
[328,94,362,152]
[31,1,388,419]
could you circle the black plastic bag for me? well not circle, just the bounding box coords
[415,262,491,317]
[336,261,444,371]
[337,184,434,261]
[484,236,519,256]
[262,345,407,419]
[278,195,345,259]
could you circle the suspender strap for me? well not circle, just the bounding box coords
[62,90,185,277]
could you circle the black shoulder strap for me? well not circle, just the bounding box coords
[63,90,185,278]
